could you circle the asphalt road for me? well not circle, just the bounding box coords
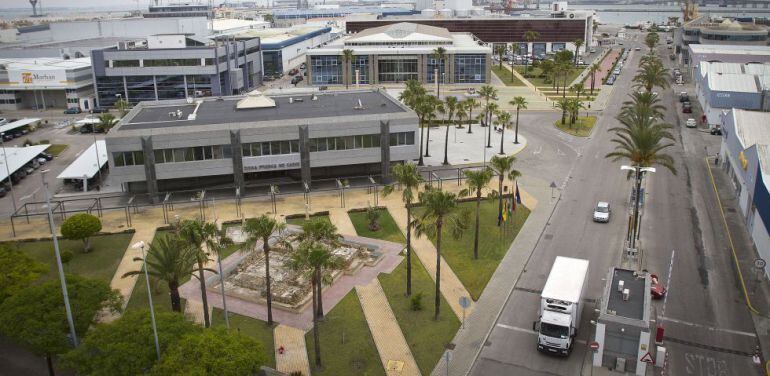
[469,31,763,376]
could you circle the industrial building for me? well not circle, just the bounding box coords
[693,61,770,125]
[306,22,491,86]
[105,89,418,195]
[593,267,652,376]
[234,25,334,76]
[91,34,262,108]
[0,57,94,111]
[687,44,770,72]
[719,109,770,277]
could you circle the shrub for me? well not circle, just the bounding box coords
[61,213,102,253]
[366,205,380,231]
[61,250,74,265]
[411,292,424,311]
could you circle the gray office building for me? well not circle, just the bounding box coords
[91,34,262,108]
[106,89,419,195]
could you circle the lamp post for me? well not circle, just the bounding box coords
[93,134,102,187]
[41,169,78,347]
[1,134,18,212]
[621,165,655,249]
[132,240,161,360]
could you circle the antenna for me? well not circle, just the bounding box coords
[29,0,38,17]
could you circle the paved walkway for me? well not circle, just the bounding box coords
[357,279,421,376]
[184,299,212,325]
[274,324,311,376]
[328,208,357,236]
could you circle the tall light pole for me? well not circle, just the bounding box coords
[621,165,655,249]
[41,169,78,347]
[93,134,102,187]
[1,134,18,213]
[132,240,161,360]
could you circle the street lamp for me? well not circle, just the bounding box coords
[132,240,161,360]
[621,165,656,249]
[41,169,78,347]
[1,134,18,212]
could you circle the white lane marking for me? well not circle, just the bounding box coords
[660,316,757,338]
[495,323,587,345]
[19,187,41,202]
[533,146,542,155]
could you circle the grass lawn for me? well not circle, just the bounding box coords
[47,144,68,156]
[348,208,405,244]
[554,116,597,137]
[515,65,584,88]
[125,230,190,313]
[415,199,530,300]
[306,291,384,376]
[211,308,276,368]
[2,232,133,284]
[286,214,332,226]
[491,65,524,86]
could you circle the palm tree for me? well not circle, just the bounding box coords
[478,85,498,148]
[523,31,540,76]
[293,218,342,319]
[495,44,507,69]
[423,95,442,160]
[382,162,423,296]
[262,13,275,26]
[413,188,469,319]
[460,168,494,259]
[495,110,512,155]
[510,43,521,80]
[645,32,660,53]
[97,113,118,133]
[509,96,527,144]
[489,155,521,226]
[441,96,459,165]
[620,91,666,121]
[570,82,585,101]
[242,215,289,326]
[178,219,218,328]
[567,98,585,126]
[400,81,428,165]
[463,98,479,134]
[556,97,569,125]
[633,59,670,92]
[204,224,234,328]
[114,98,131,117]
[341,49,354,89]
[121,234,202,312]
[539,60,555,85]
[484,102,499,148]
[455,103,467,131]
[432,47,447,98]
[573,39,584,66]
[588,63,600,95]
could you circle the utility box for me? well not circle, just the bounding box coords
[592,267,652,376]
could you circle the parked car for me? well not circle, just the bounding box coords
[606,75,616,85]
[288,68,299,76]
[2,133,13,141]
[634,46,641,51]
[710,125,723,135]
[90,107,109,114]
[679,92,689,102]
[670,53,676,61]
[64,107,82,114]
[682,103,692,113]
[38,152,53,161]
[300,62,307,69]
[686,118,696,128]
[0,186,6,198]
[290,75,303,85]
[590,48,597,53]
[593,202,611,223]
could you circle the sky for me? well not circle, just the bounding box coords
[1,0,160,9]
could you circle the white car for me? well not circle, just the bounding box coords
[635,47,641,51]
[593,202,611,223]
[686,118,696,128]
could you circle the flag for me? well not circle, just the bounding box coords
[510,193,516,212]
[515,182,522,204]
[502,200,508,222]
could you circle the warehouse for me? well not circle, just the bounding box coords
[0,57,94,111]
[233,25,334,77]
[106,89,419,196]
[694,61,770,125]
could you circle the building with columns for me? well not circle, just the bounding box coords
[105,89,418,195]
[306,22,491,86]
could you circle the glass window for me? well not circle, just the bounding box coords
[334,137,346,150]
[454,54,486,84]
[204,146,213,160]
[185,147,195,162]
[316,138,328,152]
[154,150,165,163]
[279,141,290,154]
[378,56,419,83]
[164,149,174,163]
[133,151,144,165]
[242,144,251,157]
[194,146,204,161]
[112,60,140,68]
[174,149,185,162]
[405,132,414,145]
[310,55,342,85]
[261,142,271,155]
[270,141,281,155]
[390,133,398,146]
[363,135,372,148]
[156,75,186,100]
[222,145,232,158]
[113,152,125,167]
[344,136,355,150]
[290,140,299,153]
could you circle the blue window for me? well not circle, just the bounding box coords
[310,55,342,85]
[454,54,486,84]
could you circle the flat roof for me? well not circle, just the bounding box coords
[0,118,41,135]
[607,269,646,320]
[732,109,770,148]
[120,90,407,131]
[312,30,488,55]
[0,145,50,182]
[57,141,108,180]
[689,44,770,56]
[0,57,91,71]
[707,72,760,93]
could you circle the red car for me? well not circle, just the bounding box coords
[650,274,667,299]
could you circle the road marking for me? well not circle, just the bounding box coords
[533,146,542,155]
[659,316,756,338]
[495,324,587,345]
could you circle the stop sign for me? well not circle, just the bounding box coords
[589,342,600,351]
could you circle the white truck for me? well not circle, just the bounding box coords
[533,256,589,356]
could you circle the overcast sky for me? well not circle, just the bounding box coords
[1,0,155,9]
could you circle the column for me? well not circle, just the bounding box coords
[299,124,311,188]
[230,130,244,190]
[141,136,159,202]
[447,54,454,85]
[380,120,391,183]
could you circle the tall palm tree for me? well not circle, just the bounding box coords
[645,32,660,53]
[478,85,498,148]
[567,98,585,126]
[262,13,275,26]
[494,44,507,69]
[463,98,479,134]
[620,91,666,121]
[633,59,670,92]
[121,234,202,312]
[178,219,218,328]
[509,96,527,144]
[484,102,499,148]
[539,60,555,86]
[495,110,512,155]
[341,49,354,89]
[400,80,428,165]
[242,215,289,326]
[510,43,521,80]
[523,31,540,76]
[455,104,467,131]
[204,224,234,328]
[293,218,341,319]
[556,97,569,125]
[413,188,469,319]
[382,162,423,296]
[570,82,585,101]
[489,155,521,226]
[460,168,494,260]
[432,47,447,98]
[423,95,442,160]
[441,96,459,165]
[573,39,584,66]
[588,63,600,95]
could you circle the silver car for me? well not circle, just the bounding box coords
[593,202,611,223]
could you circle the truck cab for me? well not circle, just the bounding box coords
[536,309,573,355]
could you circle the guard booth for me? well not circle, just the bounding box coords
[592,267,652,375]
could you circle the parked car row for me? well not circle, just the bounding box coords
[4,153,50,186]
[606,50,630,85]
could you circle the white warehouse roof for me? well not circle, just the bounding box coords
[0,145,50,182]
[689,44,770,57]
[57,141,107,180]
[707,72,759,93]
[731,109,770,148]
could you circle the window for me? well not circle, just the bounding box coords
[112,151,144,166]
[143,59,203,67]
[310,56,342,85]
[112,60,140,68]
[389,132,415,146]
[378,57,419,83]
[240,140,300,156]
[454,54,487,84]
[309,133,389,151]
[154,145,231,163]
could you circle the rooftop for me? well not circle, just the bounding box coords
[732,109,770,148]
[57,141,108,180]
[346,22,452,44]
[0,57,91,71]
[119,90,408,131]
[0,145,50,182]
[606,269,646,321]
[689,44,770,56]
[706,72,760,93]
[234,25,331,48]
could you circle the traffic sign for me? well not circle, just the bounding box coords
[459,296,471,309]
[640,352,654,363]
[754,258,766,269]
[589,341,600,351]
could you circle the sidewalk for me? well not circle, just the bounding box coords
[431,176,558,376]
[357,279,421,376]
[274,324,311,376]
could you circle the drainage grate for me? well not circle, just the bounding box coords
[544,234,554,240]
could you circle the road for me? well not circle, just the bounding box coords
[469,31,763,376]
